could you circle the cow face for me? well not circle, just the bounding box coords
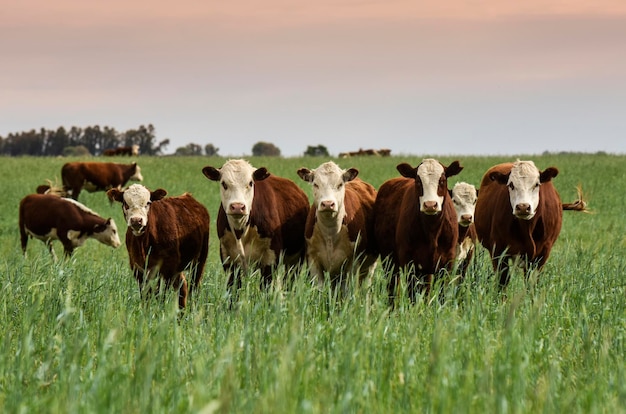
[202,159,270,231]
[297,161,358,222]
[107,184,167,236]
[490,160,559,220]
[398,159,463,215]
[129,163,144,182]
[91,218,122,248]
[450,182,477,227]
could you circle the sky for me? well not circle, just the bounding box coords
[2,0,626,157]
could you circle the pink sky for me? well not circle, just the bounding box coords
[2,0,626,156]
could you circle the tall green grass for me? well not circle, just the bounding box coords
[1,154,624,413]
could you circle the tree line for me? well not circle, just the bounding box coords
[0,124,169,156]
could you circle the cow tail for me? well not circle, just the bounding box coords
[562,184,589,212]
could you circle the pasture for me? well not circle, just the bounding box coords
[0,153,624,413]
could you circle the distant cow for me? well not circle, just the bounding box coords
[107,184,210,309]
[374,158,463,303]
[62,161,143,200]
[202,159,309,295]
[103,145,139,156]
[19,193,121,260]
[297,161,378,292]
[474,160,585,289]
[450,182,478,278]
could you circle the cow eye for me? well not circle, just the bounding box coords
[313,183,319,189]
[508,183,515,190]
[337,183,343,189]
[249,181,254,188]
[221,181,228,190]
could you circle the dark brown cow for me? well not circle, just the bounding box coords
[107,184,210,309]
[19,193,121,260]
[374,158,463,303]
[202,159,309,296]
[62,161,143,200]
[102,145,140,156]
[297,161,378,292]
[474,160,582,289]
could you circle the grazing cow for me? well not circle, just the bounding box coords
[19,193,121,260]
[107,184,210,309]
[202,159,309,294]
[450,182,478,278]
[474,160,584,289]
[103,145,140,156]
[297,161,378,292]
[374,158,463,303]
[62,161,143,200]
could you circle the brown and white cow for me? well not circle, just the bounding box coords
[19,193,121,260]
[102,145,140,156]
[107,184,210,309]
[202,159,309,295]
[450,181,478,278]
[474,160,574,289]
[297,161,378,292]
[62,161,143,200]
[374,158,463,303]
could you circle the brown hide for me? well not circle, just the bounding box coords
[474,163,563,288]
[62,162,140,200]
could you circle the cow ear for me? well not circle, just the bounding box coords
[540,167,559,183]
[202,166,221,181]
[396,163,417,178]
[253,167,270,181]
[343,168,359,182]
[151,189,167,201]
[445,161,463,178]
[297,168,313,183]
[107,188,124,203]
[490,171,510,185]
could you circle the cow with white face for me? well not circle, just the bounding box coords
[202,159,309,294]
[414,158,450,215]
[450,182,478,277]
[297,161,378,291]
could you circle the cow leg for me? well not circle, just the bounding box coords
[260,265,273,290]
[46,240,58,261]
[387,271,400,308]
[173,273,188,309]
[493,257,511,289]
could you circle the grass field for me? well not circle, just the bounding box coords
[1,153,624,413]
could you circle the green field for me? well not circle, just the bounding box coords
[1,153,624,413]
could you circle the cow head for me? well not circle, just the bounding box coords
[297,161,358,223]
[91,218,122,248]
[450,182,478,227]
[129,163,144,182]
[397,158,463,215]
[107,184,167,236]
[202,159,270,231]
[489,160,558,220]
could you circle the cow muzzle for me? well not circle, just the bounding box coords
[422,201,440,215]
[514,203,534,220]
[459,214,473,227]
[129,216,146,235]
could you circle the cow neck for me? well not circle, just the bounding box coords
[227,215,250,239]
[514,217,539,256]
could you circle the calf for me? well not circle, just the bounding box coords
[297,161,378,292]
[19,193,120,259]
[474,160,578,289]
[107,184,210,309]
[374,158,463,303]
[450,182,478,278]
[62,161,143,200]
[202,159,309,295]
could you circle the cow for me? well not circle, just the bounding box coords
[450,182,478,278]
[374,158,463,304]
[103,145,140,156]
[202,159,309,297]
[19,193,121,260]
[296,161,378,292]
[62,161,143,200]
[107,184,210,309]
[474,160,585,290]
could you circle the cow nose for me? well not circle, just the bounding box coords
[320,200,335,211]
[461,214,473,223]
[130,217,142,229]
[423,201,438,213]
[515,203,531,215]
[229,203,246,215]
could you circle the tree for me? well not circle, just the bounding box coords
[174,143,203,156]
[204,143,219,156]
[252,141,281,157]
[303,144,329,157]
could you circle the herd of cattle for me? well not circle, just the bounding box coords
[18,157,587,309]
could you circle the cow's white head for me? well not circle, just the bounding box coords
[202,159,270,231]
[91,218,122,247]
[398,158,463,215]
[490,160,558,220]
[450,182,478,227]
[129,163,144,182]
[107,183,167,236]
[297,161,358,223]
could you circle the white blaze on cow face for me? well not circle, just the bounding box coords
[506,160,542,220]
[121,184,153,236]
[451,182,477,227]
[416,159,446,215]
[298,161,358,227]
